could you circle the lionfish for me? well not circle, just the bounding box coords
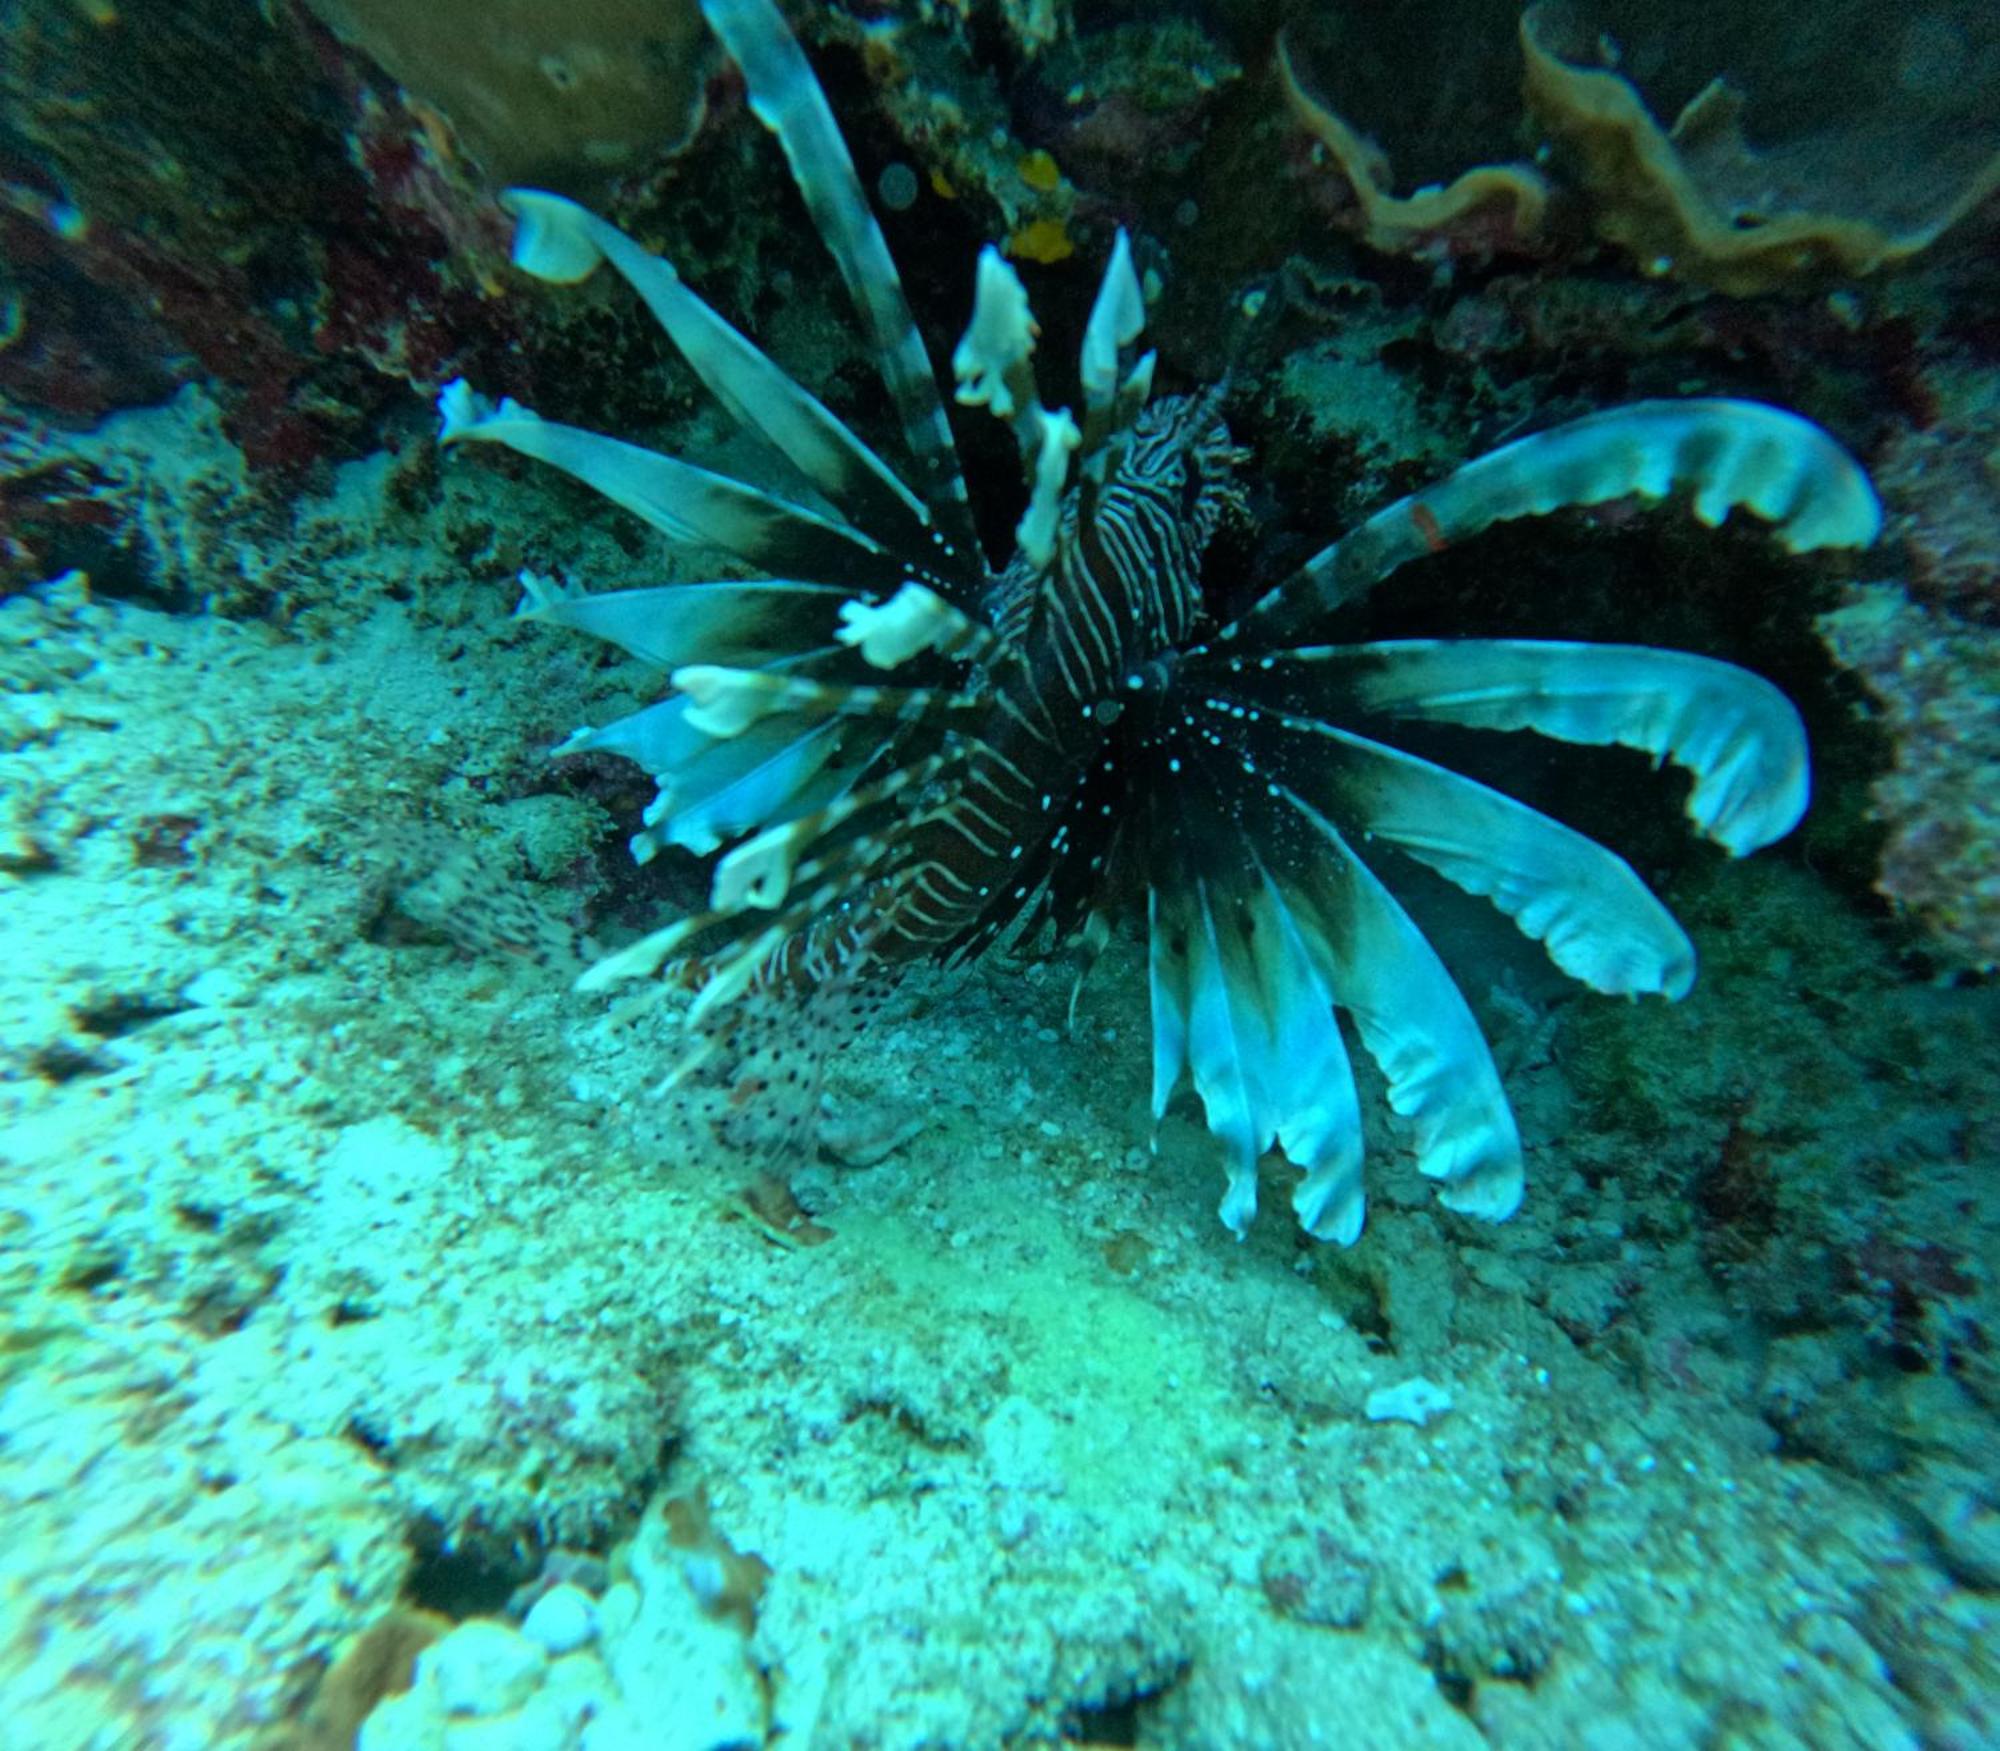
[438,0,1881,1244]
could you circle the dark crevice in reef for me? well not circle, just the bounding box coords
[402,1525,541,1622]
[1059,1662,1187,1747]
[394,1433,677,1622]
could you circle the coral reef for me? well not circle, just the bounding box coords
[1872,412,2000,617]
[1,2,1998,1746]
[0,0,531,470]
[360,1492,769,1749]
[1277,33,1551,265]
[1819,586,2000,971]
[1280,1,2000,293]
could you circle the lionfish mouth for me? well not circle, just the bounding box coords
[437,0,1882,1246]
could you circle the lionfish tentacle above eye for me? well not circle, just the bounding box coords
[438,0,1884,1245]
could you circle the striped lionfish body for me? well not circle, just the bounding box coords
[439,0,1883,1244]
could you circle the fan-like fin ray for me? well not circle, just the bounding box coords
[1254,707,1697,998]
[438,382,906,594]
[710,750,958,912]
[1241,865,1368,1245]
[639,717,859,862]
[1144,791,1371,1242]
[520,577,849,672]
[1251,639,1809,856]
[557,695,854,861]
[1181,878,1265,1234]
[1230,399,1881,641]
[1276,790,1524,1223]
[501,189,963,586]
[700,0,982,566]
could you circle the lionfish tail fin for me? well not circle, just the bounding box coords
[663,928,894,1167]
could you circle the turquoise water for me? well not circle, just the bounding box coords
[2,2,1997,1746]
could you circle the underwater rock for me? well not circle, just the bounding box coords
[1363,1376,1455,1426]
[301,0,709,196]
[0,0,516,467]
[1819,584,2000,972]
[1874,413,2000,618]
[359,1489,769,1751]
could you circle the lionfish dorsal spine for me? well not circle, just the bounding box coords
[699,0,984,570]
[499,188,946,575]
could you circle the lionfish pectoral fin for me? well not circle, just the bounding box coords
[501,189,955,576]
[1275,789,1525,1224]
[1146,836,1371,1242]
[1248,704,1697,998]
[1278,639,1811,857]
[435,384,903,590]
[1065,909,1113,1039]
[520,579,849,673]
[576,915,713,993]
[1231,398,1882,639]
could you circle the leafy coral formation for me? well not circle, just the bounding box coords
[1280,0,2000,292]
[1521,6,2000,295]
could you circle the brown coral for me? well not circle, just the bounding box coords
[1279,3,2000,293]
[1521,4,2000,295]
[1277,33,1551,264]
